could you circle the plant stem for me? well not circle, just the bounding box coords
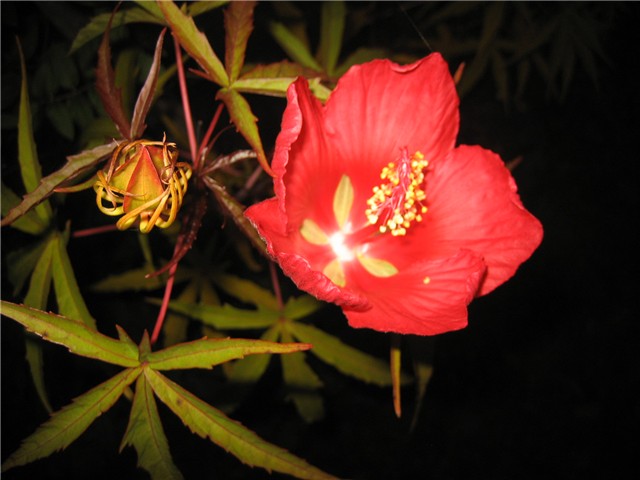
[269,261,284,312]
[173,34,198,170]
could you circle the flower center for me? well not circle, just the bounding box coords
[365,148,428,236]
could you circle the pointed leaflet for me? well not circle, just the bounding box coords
[157,0,229,86]
[120,374,183,480]
[130,28,166,139]
[23,236,56,414]
[280,330,324,423]
[1,367,142,472]
[224,1,255,83]
[288,322,404,387]
[96,9,132,138]
[226,327,279,384]
[283,295,323,320]
[211,272,279,310]
[215,88,270,174]
[1,183,48,234]
[235,61,331,101]
[204,176,268,255]
[1,141,117,228]
[147,337,309,371]
[144,368,337,479]
[16,40,53,227]
[0,301,139,367]
[5,238,49,295]
[159,300,279,330]
[317,1,346,76]
[51,231,96,329]
[269,21,322,72]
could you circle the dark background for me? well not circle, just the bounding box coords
[2,2,639,479]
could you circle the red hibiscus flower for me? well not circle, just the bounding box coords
[245,53,543,336]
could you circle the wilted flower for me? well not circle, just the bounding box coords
[245,54,543,336]
[94,137,192,233]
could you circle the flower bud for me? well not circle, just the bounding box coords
[94,137,192,233]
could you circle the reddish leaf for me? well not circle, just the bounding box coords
[224,1,256,83]
[130,28,166,139]
[96,9,132,138]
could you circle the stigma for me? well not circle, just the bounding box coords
[365,148,429,236]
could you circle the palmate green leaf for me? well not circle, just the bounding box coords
[1,366,142,472]
[215,88,270,174]
[130,28,166,139]
[16,40,53,227]
[70,7,164,53]
[159,300,279,330]
[317,1,346,76]
[226,327,279,383]
[120,374,183,480]
[224,0,256,83]
[147,337,310,371]
[1,141,117,228]
[288,322,400,387]
[51,232,96,329]
[0,301,139,367]
[280,330,324,423]
[269,21,322,72]
[283,295,323,321]
[91,266,167,293]
[157,0,229,87]
[144,368,337,480]
[236,60,331,100]
[211,272,279,310]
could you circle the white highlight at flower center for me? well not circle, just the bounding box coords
[329,232,354,261]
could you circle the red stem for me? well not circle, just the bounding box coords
[72,224,119,238]
[150,252,179,345]
[173,34,198,170]
[269,262,284,312]
[197,102,225,163]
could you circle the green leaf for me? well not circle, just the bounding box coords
[283,295,323,320]
[236,61,331,100]
[224,1,256,83]
[91,266,167,293]
[269,21,323,72]
[187,1,229,17]
[51,232,96,329]
[17,40,52,226]
[0,301,139,367]
[334,47,387,78]
[23,237,56,414]
[130,28,167,139]
[157,0,229,86]
[144,368,337,479]
[0,141,117,228]
[211,272,279,310]
[226,327,279,383]
[5,238,49,295]
[147,337,310,371]
[1,367,141,472]
[317,1,346,76]
[215,88,269,173]
[120,374,183,480]
[288,322,400,386]
[0,183,48,235]
[70,7,164,53]
[280,330,324,423]
[160,300,279,330]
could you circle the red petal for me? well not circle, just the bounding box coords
[324,53,460,178]
[343,249,486,335]
[420,145,543,295]
[245,198,370,311]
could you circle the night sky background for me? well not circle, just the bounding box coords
[2,2,639,479]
